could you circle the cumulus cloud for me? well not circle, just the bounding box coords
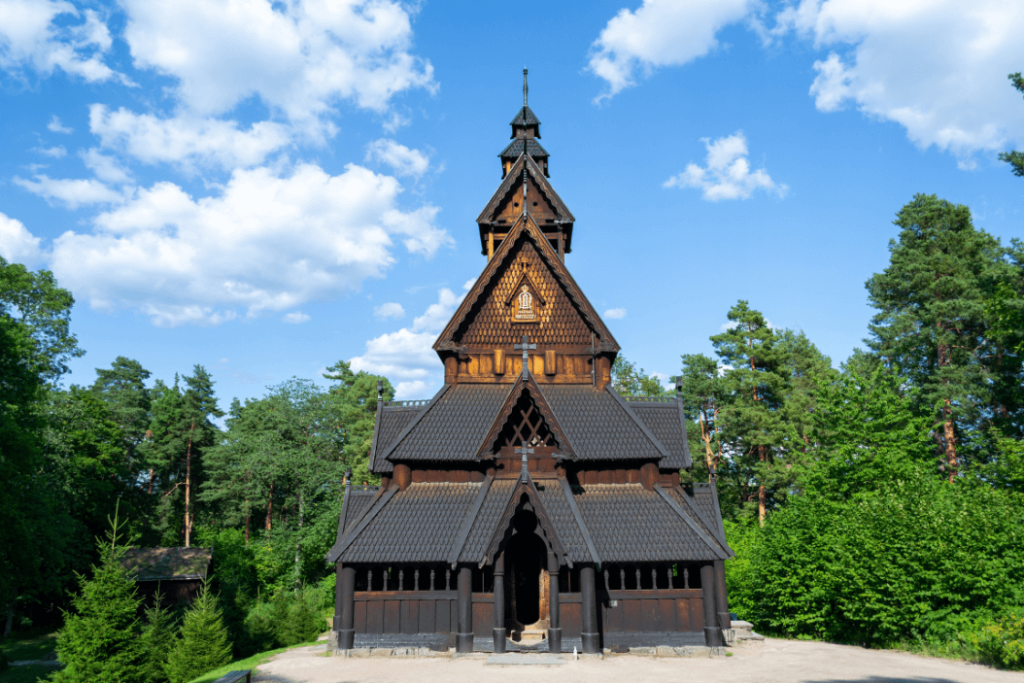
[366,139,429,178]
[780,0,1024,160]
[374,302,405,319]
[80,147,133,185]
[588,0,755,99]
[604,307,627,319]
[0,212,43,265]
[46,163,450,327]
[664,132,786,201]
[393,380,427,400]
[47,115,72,133]
[120,0,435,123]
[0,0,119,82]
[35,145,65,158]
[350,288,464,398]
[14,174,124,209]
[89,105,292,170]
[283,311,310,324]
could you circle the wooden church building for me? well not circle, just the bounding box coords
[328,71,733,654]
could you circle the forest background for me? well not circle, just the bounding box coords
[3,189,1024,671]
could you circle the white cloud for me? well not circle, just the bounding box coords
[394,380,427,400]
[350,288,464,396]
[80,147,132,185]
[604,307,627,319]
[14,174,123,209]
[46,163,449,327]
[35,145,65,158]
[374,302,405,319]
[120,0,435,123]
[89,105,292,170]
[47,115,73,133]
[664,132,786,201]
[283,311,310,324]
[0,212,43,265]
[0,0,119,82]
[463,279,475,291]
[588,0,755,100]
[366,139,429,178]
[779,0,1024,160]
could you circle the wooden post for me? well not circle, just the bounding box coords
[394,463,411,490]
[640,462,658,491]
[335,564,355,650]
[456,566,473,653]
[493,553,506,653]
[494,349,505,375]
[487,231,494,260]
[701,563,722,647]
[580,565,599,654]
[714,559,731,630]
[547,553,562,653]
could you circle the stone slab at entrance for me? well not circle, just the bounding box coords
[486,653,565,665]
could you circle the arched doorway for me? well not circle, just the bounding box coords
[503,508,549,640]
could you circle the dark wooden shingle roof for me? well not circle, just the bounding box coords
[122,547,213,581]
[500,138,548,160]
[626,398,692,470]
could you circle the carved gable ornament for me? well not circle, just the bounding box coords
[504,273,545,324]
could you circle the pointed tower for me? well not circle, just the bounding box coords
[328,74,733,658]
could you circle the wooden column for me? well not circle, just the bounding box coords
[487,232,494,260]
[394,463,411,490]
[701,563,722,647]
[493,553,506,653]
[547,553,562,653]
[714,559,731,630]
[335,564,355,650]
[456,566,473,653]
[580,565,600,653]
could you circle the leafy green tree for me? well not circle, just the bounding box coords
[323,360,394,484]
[999,72,1024,177]
[0,258,81,634]
[610,356,667,397]
[711,301,790,524]
[164,581,233,683]
[91,357,152,484]
[866,194,1019,480]
[50,508,145,683]
[140,590,176,683]
[776,329,834,451]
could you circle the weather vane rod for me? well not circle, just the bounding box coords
[523,68,528,106]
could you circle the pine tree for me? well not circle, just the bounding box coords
[164,582,233,683]
[710,301,790,525]
[676,353,725,478]
[323,360,393,485]
[140,589,176,683]
[866,194,1014,480]
[50,508,144,683]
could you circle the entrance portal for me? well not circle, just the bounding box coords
[504,509,549,640]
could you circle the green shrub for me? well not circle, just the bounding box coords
[164,582,233,683]
[140,591,176,683]
[967,608,1024,670]
[278,590,323,646]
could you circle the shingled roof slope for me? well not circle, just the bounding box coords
[510,105,541,130]
[339,483,482,563]
[122,547,213,581]
[540,385,666,461]
[339,486,379,535]
[572,484,722,562]
[627,399,692,469]
[662,486,732,557]
[500,138,548,160]
[536,485,589,563]
[369,404,420,473]
[382,384,510,462]
[457,479,517,562]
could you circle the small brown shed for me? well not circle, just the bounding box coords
[122,547,214,605]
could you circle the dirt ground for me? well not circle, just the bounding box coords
[251,639,1023,683]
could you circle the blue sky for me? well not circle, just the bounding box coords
[3,0,1024,408]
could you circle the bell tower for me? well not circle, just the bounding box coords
[479,69,575,262]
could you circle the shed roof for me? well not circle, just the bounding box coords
[122,547,213,581]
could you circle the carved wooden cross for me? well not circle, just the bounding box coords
[514,440,534,474]
[513,334,537,378]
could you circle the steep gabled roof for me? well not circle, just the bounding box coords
[499,138,548,160]
[476,154,574,225]
[624,396,693,470]
[510,105,541,132]
[475,372,575,458]
[436,213,616,352]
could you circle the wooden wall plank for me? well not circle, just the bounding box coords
[384,601,401,634]
[354,600,366,633]
[561,603,581,638]
[691,597,704,631]
[675,599,690,633]
[641,599,659,632]
[436,600,450,633]
[659,599,676,632]
[367,600,384,634]
[419,600,435,633]
[473,603,493,638]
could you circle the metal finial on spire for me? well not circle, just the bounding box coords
[523,68,529,106]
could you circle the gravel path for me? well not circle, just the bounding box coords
[251,639,1022,683]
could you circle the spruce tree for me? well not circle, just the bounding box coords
[50,509,144,683]
[164,581,233,683]
[140,589,176,683]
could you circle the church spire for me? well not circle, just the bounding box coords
[500,68,548,177]
[524,68,529,106]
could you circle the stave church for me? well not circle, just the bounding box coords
[327,71,733,654]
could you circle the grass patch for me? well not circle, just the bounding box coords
[0,631,57,662]
[186,641,321,683]
[0,664,56,683]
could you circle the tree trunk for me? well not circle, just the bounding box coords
[758,444,766,526]
[943,399,957,483]
[147,468,155,495]
[699,410,715,481]
[184,421,195,547]
[265,483,274,533]
[4,600,14,638]
[294,488,304,586]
